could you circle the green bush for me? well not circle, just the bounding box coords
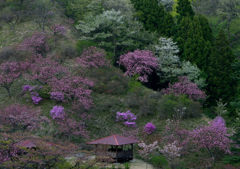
[76,40,97,55]
[149,155,169,169]
[87,67,129,95]
[157,95,202,119]
[38,85,51,99]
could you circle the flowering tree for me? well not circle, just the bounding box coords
[76,47,108,68]
[116,110,137,127]
[144,122,156,134]
[190,116,231,161]
[18,32,49,55]
[150,37,205,87]
[0,104,47,131]
[119,50,158,82]
[30,57,67,84]
[52,24,66,36]
[159,141,182,160]
[0,61,27,97]
[50,106,65,120]
[50,92,64,102]
[48,76,94,110]
[53,117,89,139]
[162,76,206,100]
[138,141,159,159]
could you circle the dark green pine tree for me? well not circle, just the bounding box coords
[175,16,212,71]
[207,30,237,105]
[177,0,195,19]
[130,0,175,37]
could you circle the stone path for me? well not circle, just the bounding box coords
[129,159,154,169]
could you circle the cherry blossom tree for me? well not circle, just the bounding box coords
[30,57,68,84]
[119,50,158,82]
[162,76,206,100]
[18,32,49,55]
[190,116,231,162]
[76,47,108,68]
[48,76,94,110]
[0,61,28,97]
[0,104,48,131]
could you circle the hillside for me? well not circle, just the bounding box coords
[0,0,240,169]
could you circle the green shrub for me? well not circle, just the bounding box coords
[38,85,51,99]
[128,77,142,93]
[76,40,97,55]
[61,45,78,59]
[87,67,129,95]
[149,155,169,169]
[157,95,202,119]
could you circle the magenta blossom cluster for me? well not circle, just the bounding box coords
[190,116,231,154]
[22,85,34,92]
[22,85,42,104]
[18,32,49,55]
[116,110,137,127]
[50,92,64,102]
[144,122,156,134]
[52,24,66,36]
[119,50,158,82]
[76,47,108,68]
[31,95,42,105]
[50,106,65,120]
[162,76,206,100]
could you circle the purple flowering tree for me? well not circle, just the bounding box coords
[144,122,156,134]
[119,50,158,82]
[50,106,65,120]
[18,32,49,55]
[76,47,108,68]
[162,76,206,100]
[0,104,46,130]
[30,57,68,84]
[190,116,231,162]
[49,76,94,110]
[0,61,28,97]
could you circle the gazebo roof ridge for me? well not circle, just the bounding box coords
[87,134,138,146]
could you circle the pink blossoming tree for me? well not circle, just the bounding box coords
[190,116,231,162]
[18,32,49,55]
[0,61,28,97]
[76,47,108,68]
[30,57,68,84]
[48,76,94,110]
[162,76,206,100]
[119,50,158,82]
[0,104,48,131]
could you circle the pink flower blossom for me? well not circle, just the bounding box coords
[119,50,158,82]
[162,76,206,100]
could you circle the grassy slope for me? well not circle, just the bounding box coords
[0,2,213,168]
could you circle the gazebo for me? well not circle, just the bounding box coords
[87,134,138,162]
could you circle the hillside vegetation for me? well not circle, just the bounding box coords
[0,0,240,168]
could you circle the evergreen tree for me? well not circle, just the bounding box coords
[177,0,194,19]
[130,0,175,37]
[207,31,237,105]
[175,16,212,71]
